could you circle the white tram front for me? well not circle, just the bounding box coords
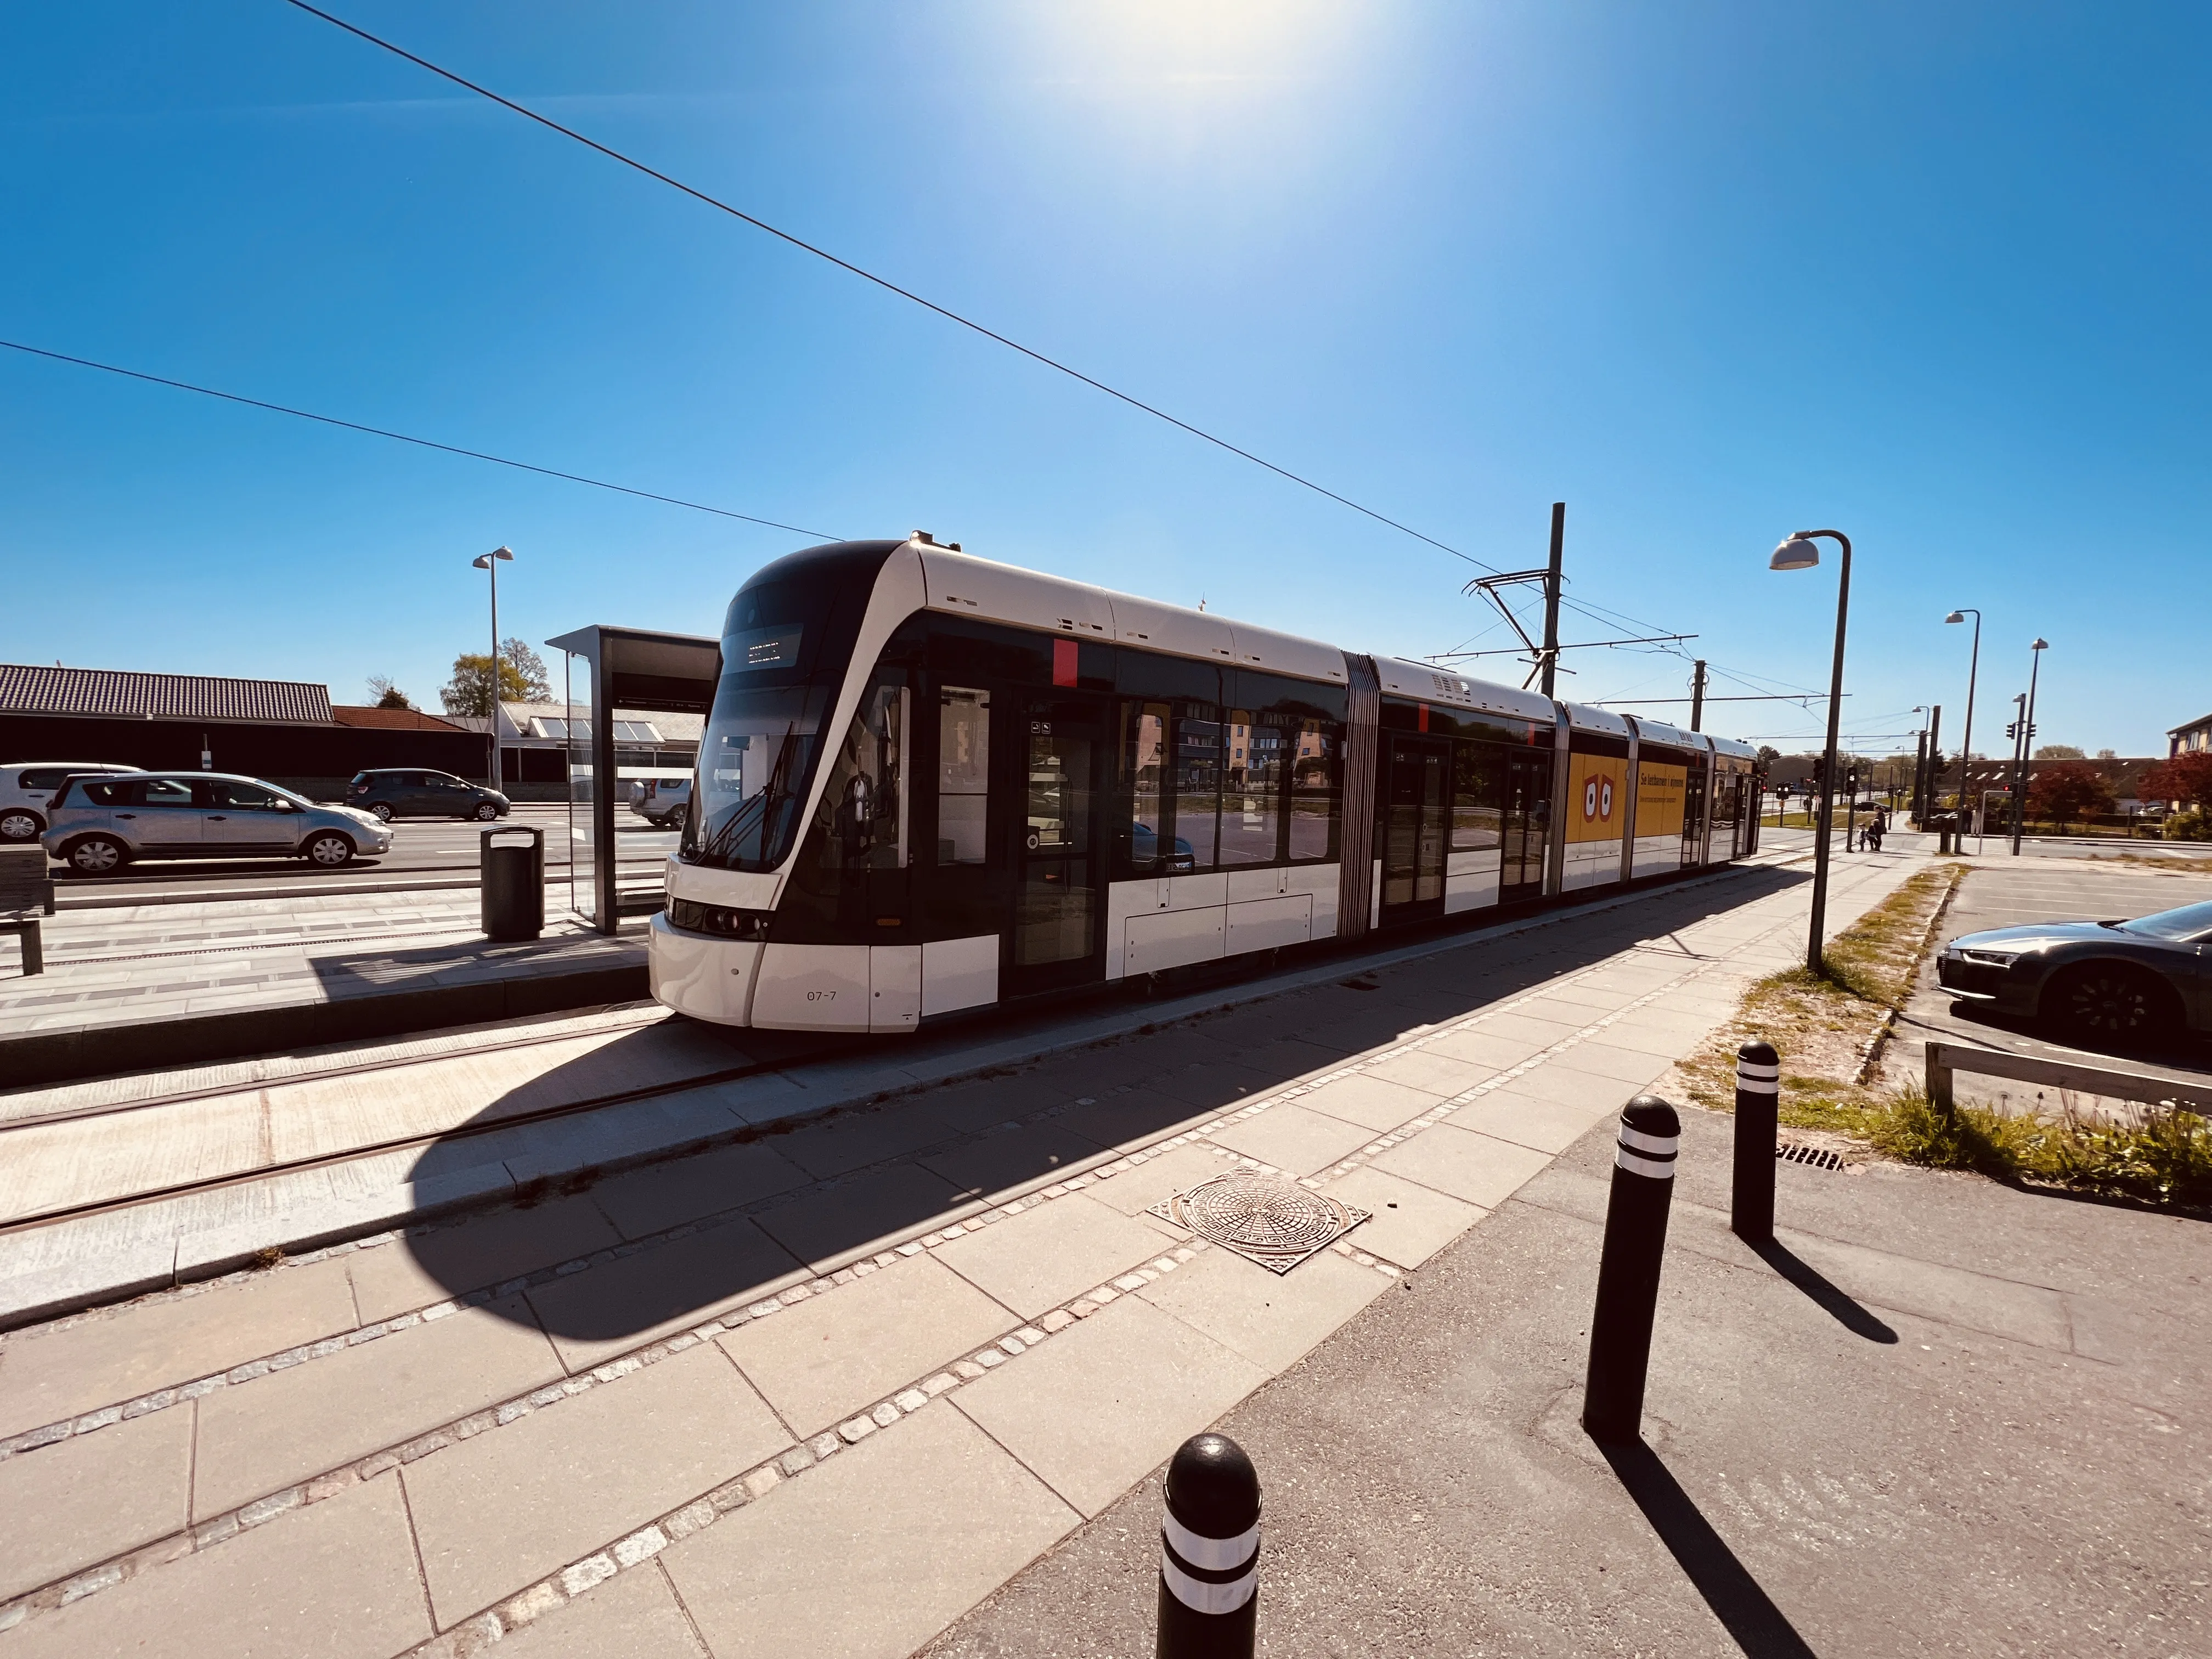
[650,535,1759,1033]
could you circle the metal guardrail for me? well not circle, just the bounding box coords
[1925,1039,2212,1114]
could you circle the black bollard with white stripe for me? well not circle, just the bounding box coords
[1155,1432,1260,1659]
[1582,1096,1680,1443]
[1731,1040,1780,1245]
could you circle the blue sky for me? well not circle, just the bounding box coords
[3,2,2205,755]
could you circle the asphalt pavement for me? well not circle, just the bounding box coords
[46,806,679,907]
[1761,822,2212,865]
[924,1099,2211,1657]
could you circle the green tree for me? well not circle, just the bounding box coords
[439,639,550,716]
[365,675,413,710]
[2033,743,2085,760]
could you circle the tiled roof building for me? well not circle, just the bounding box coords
[0,664,334,725]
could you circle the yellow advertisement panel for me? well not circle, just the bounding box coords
[1566,754,1626,844]
[1635,762,1688,839]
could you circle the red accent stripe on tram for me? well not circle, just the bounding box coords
[1052,638,1078,687]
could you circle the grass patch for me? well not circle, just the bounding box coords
[1674,862,1963,1121]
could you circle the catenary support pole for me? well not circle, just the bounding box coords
[1925,706,1942,823]
[1731,1042,1779,1244]
[1156,1433,1260,1658]
[1539,501,1565,699]
[1689,659,1707,732]
[1583,1096,1681,1442]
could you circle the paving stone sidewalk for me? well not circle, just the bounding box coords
[0,850,1927,1658]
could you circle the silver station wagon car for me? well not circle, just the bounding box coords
[41,772,393,873]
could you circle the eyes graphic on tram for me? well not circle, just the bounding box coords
[1582,777,1616,822]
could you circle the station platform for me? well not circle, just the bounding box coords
[0,888,645,1088]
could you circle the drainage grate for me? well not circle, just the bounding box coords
[1149,1172,1369,1274]
[1776,1141,1844,1171]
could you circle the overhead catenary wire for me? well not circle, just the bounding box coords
[0,338,840,540]
[280,0,1508,579]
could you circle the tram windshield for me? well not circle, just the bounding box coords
[682,544,895,873]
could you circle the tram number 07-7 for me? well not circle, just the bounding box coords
[806,989,837,1002]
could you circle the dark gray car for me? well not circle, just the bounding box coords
[1938,898,2212,1045]
[346,769,510,823]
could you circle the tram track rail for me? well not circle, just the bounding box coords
[0,1044,824,1239]
[0,1002,680,1133]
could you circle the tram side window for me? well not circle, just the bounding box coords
[938,687,990,864]
[1218,710,1285,865]
[1173,710,1223,871]
[1288,721,1339,862]
[1125,703,1170,873]
[819,683,910,870]
[1451,741,1505,851]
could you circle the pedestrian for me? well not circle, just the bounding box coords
[1864,809,1884,853]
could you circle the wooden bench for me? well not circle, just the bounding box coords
[0,844,53,977]
[1925,1038,2212,1115]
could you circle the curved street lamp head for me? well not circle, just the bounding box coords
[1769,535,1822,571]
[1944,610,1967,624]
[472,545,515,570]
[2030,637,2048,651]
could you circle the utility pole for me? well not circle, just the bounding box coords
[1924,704,1940,825]
[1539,501,1565,699]
[1912,729,1928,822]
[1688,660,1707,732]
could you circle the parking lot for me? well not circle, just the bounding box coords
[1884,856,2212,1103]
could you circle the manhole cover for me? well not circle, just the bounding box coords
[1149,1171,1368,1274]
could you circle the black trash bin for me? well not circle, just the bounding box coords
[481,826,545,941]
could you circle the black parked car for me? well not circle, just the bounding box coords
[346,769,510,823]
[1937,897,2212,1045]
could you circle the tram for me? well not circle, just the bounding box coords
[650,535,1759,1032]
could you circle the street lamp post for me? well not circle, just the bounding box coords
[2010,637,2049,856]
[1944,608,1980,823]
[472,546,515,793]
[1769,528,1852,974]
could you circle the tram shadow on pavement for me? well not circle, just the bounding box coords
[399,864,1809,1348]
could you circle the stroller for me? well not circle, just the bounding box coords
[1861,808,1885,853]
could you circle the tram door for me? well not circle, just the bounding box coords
[1499,751,1549,902]
[1380,736,1449,924]
[1680,763,1709,868]
[1006,697,1107,996]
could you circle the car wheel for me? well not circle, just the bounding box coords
[475,802,500,821]
[304,832,356,867]
[2045,963,2178,1046]
[370,802,396,823]
[0,810,41,843]
[66,834,127,874]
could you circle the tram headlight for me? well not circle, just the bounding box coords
[667,898,772,941]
